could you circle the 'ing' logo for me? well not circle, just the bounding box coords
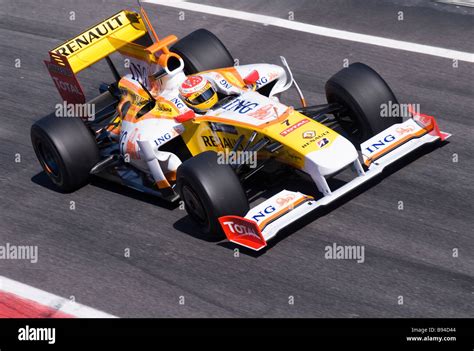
[256,76,268,88]
[154,132,173,146]
[251,205,276,222]
[222,98,259,114]
[365,134,396,153]
[130,62,148,87]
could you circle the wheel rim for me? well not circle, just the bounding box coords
[37,141,60,178]
[181,184,208,226]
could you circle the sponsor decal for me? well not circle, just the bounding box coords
[155,102,173,113]
[153,131,175,147]
[255,76,268,88]
[222,221,261,240]
[280,118,310,136]
[219,216,267,251]
[171,97,185,109]
[268,71,279,81]
[301,130,330,149]
[247,104,276,120]
[251,205,276,223]
[219,78,232,90]
[129,62,149,87]
[50,78,83,96]
[395,125,415,136]
[317,137,330,148]
[275,193,296,207]
[364,134,396,154]
[45,61,84,99]
[302,130,316,139]
[201,135,239,149]
[123,89,147,106]
[120,128,141,159]
[221,98,259,114]
[54,14,125,57]
[45,63,73,77]
[416,114,432,126]
[221,71,242,87]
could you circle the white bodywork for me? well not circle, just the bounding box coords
[220,113,450,251]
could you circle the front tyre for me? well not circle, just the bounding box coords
[325,62,402,145]
[176,151,249,238]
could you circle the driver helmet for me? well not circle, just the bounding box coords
[179,75,218,112]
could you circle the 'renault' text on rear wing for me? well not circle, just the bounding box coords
[44,8,182,105]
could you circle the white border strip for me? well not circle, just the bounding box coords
[145,0,474,63]
[0,276,117,318]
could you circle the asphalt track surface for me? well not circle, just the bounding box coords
[0,0,473,317]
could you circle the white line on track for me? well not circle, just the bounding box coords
[0,276,117,318]
[145,0,474,63]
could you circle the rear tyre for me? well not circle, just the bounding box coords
[31,114,100,192]
[176,151,249,238]
[325,62,402,144]
[171,29,234,74]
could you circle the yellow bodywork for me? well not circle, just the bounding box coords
[181,110,339,170]
[51,10,148,73]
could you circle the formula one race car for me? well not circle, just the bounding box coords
[31,6,450,251]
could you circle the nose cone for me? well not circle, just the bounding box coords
[304,136,358,176]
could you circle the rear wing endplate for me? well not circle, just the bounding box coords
[44,52,86,105]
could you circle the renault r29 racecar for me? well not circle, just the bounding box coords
[31,5,450,251]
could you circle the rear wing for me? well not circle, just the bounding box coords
[51,10,147,74]
[44,10,148,104]
[44,8,183,104]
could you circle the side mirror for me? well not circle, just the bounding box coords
[175,109,195,123]
[243,70,259,86]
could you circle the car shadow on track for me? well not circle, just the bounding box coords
[90,177,179,210]
[173,216,223,243]
[31,172,63,193]
[216,140,450,257]
[31,172,179,211]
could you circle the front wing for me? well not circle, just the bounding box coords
[219,111,451,251]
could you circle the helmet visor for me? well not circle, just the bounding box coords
[188,87,215,105]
